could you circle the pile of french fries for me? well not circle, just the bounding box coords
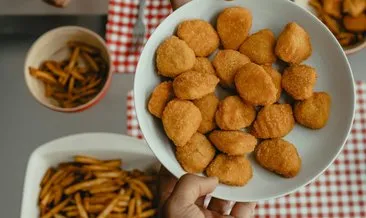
[29,41,108,108]
[38,155,157,218]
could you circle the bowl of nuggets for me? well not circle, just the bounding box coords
[134,0,355,201]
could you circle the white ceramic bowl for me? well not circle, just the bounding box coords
[24,26,113,113]
[134,0,355,202]
[20,133,158,218]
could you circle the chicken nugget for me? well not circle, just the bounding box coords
[176,133,216,173]
[294,92,332,129]
[215,96,256,130]
[275,22,312,64]
[343,14,366,32]
[216,7,252,50]
[173,71,219,100]
[262,65,282,102]
[239,29,277,65]
[251,104,295,139]
[193,93,220,134]
[255,139,301,178]
[162,99,202,146]
[212,50,251,87]
[209,130,257,156]
[156,36,196,78]
[177,19,220,57]
[206,154,252,186]
[193,57,216,75]
[148,81,174,118]
[282,64,317,100]
[235,63,277,106]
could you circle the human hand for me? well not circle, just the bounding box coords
[158,167,256,218]
[170,0,191,10]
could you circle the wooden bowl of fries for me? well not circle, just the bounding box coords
[21,133,159,218]
[24,26,112,112]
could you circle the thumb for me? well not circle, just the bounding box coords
[169,174,218,205]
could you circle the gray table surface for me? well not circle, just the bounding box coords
[0,17,365,217]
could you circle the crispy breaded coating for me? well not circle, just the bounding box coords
[255,139,301,178]
[262,65,282,102]
[294,92,332,129]
[206,154,253,186]
[215,96,256,130]
[177,19,220,57]
[148,81,174,118]
[156,36,196,78]
[251,104,295,139]
[209,130,257,156]
[239,29,277,65]
[275,22,312,64]
[235,63,277,106]
[193,93,220,134]
[193,57,216,75]
[173,71,219,100]
[282,64,317,100]
[162,99,202,147]
[217,7,252,50]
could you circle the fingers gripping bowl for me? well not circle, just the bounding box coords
[134,0,355,201]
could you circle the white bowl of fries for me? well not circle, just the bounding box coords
[21,133,159,218]
[24,26,112,112]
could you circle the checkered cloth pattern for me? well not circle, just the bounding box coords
[106,0,171,74]
[126,81,366,217]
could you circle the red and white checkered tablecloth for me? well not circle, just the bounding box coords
[125,81,366,217]
[106,0,171,74]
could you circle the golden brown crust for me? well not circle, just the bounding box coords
[206,154,253,186]
[255,139,301,178]
[193,93,220,134]
[251,104,295,139]
[212,50,251,87]
[177,19,220,57]
[216,7,252,50]
[192,57,216,75]
[239,29,277,65]
[294,92,332,129]
[209,130,257,155]
[235,63,277,106]
[173,71,219,100]
[176,133,216,173]
[275,22,312,64]
[215,96,256,130]
[162,99,202,147]
[156,36,196,77]
[262,65,282,102]
[282,64,317,100]
[148,81,174,118]
[343,14,366,32]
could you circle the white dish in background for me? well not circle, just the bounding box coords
[134,0,355,202]
[20,133,158,218]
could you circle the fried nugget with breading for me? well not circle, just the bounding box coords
[215,96,256,130]
[212,50,251,87]
[251,104,295,139]
[148,81,174,118]
[275,22,312,64]
[294,92,332,129]
[176,133,216,173]
[216,7,252,50]
[156,36,196,78]
[282,64,317,100]
[193,93,220,134]
[239,29,277,65]
[206,154,253,186]
[235,63,277,106]
[173,71,219,100]
[193,57,216,75]
[209,130,257,156]
[262,65,282,102]
[255,139,301,178]
[162,99,202,147]
[177,19,220,57]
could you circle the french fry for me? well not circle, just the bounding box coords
[141,202,152,211]
[53,186,63,205]
[102,159,122,168]
[68,41,100,55]
[119,195,131,201]
[30,68,57,84]
[64,178,109,195]
[135,194,142,216]
[83,164,116,171]
[94,171,123,178]
[113,206,127,213]
[96,192,122,218]
[68,77,75,94]
[127,198,136,218]
[41,197,70,218]
[108,214,127,218]
[81,51,100,72]
[45,84,53,97]
[70,69,86,81]
[40,169,65,199]
[75,192,89,218]
[40,168,54,187]
[84,171,94,180]
[89,185,120,194]
[139,209,156,218]
[74,155,103,164]
[129,179,153,200]
[86,204,104,213]
[60,173,76,187]
[68,47,80,70]
[54,214,67,218]
[129,183,144,196]
[45,61,68,78]
[53,170,69,185]
[62,205,77,212]
[117,201,129,207]
[40,192,52,208]
[52,92,70,100]
[66,210,79,217]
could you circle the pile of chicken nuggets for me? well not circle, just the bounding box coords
[148,7,332,186]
